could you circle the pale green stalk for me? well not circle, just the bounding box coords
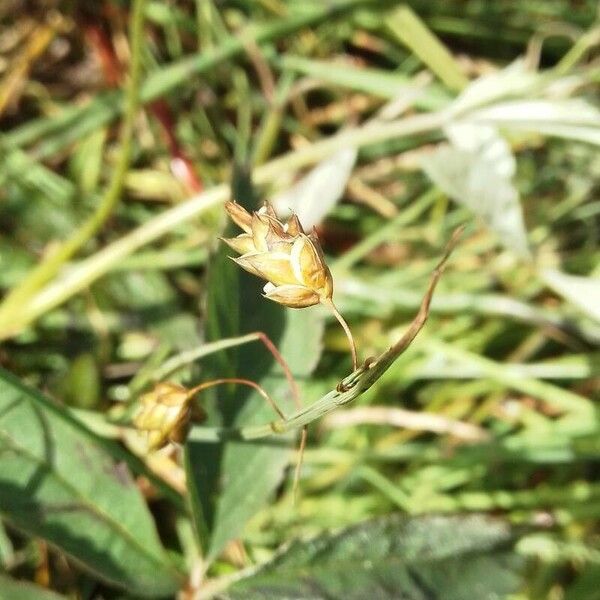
[152,333,271,382]
[425,337,594,417]
[554,26,600,75]
[386,5,468,92]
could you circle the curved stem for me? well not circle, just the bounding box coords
[325,299,358,371]
[150,330,300,411]
[292,426,307,503]
[188,377,286,421]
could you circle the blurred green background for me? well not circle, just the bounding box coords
[0,0,599,598]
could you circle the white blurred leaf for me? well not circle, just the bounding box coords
[469,98,600,125]
[466,99,600,146]
[450,59,539,114]
[541,269,600,323]
[272,147,357,229]
[445,122,516,178]
[422,143,529,257]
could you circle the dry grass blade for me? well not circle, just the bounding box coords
[357,225,465,380]
[323,406,487,442]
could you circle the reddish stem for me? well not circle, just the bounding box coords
[82,18,202,193]
[251,330,301,411]
[150,99,203,193]
[189,377,285,420]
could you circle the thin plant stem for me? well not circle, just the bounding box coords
[152,331,300,410]
[325,298,358,371]
[241,332,304,499]
[323,406,487,441]
[253,110,449,183]
[189,378,286,421]
[0,0,147,336]
[554,28,600,76]
[187,375,306,501]
[254,331,300,411]
[181,341,306,502]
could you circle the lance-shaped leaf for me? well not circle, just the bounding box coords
[185,167,324,561]
[0,367,183,597]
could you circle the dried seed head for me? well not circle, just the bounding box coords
[134,382,194,450]
[222,201,333,308]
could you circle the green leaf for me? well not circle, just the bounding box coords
[0,575,66,600]
[225,514,523,599]
[386,5,468,92]
[279,55,450,109]
[61,353,100,409]
[565,565,600,600]
[0,520,14,568]
[0,367,183,597]
[185,168,324,562]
